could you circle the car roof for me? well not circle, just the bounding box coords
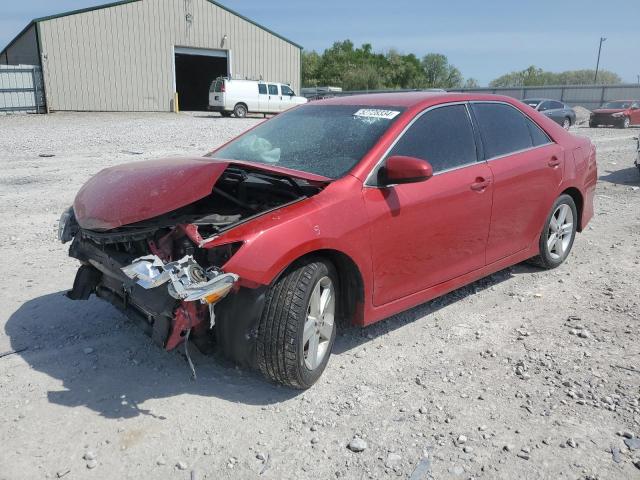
[313,91,523,108]
[523,98,560,102]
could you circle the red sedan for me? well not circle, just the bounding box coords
[589,100,640,128]
[59,92,597,388]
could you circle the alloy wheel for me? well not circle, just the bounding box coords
[562,118,571,130]
[546,204,574,260]
[302,276,335,370]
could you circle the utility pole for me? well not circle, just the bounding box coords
[594,37,606,83]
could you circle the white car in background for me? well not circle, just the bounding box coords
[209,78,307,118]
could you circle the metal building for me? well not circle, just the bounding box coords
[0,0,302,112]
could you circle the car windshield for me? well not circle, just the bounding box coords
[524,100,542,108]
[602,101,631,109]
[210,104,405,179]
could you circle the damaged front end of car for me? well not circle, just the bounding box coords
[59,158,326,358]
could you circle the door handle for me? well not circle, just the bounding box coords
[548,156,561,168]
[470,177,490,191]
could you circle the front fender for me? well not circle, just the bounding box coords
[207,176,374,291]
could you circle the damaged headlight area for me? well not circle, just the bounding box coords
[121,254,238,306]
[58,206,79,244]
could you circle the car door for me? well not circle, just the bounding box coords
[267,84,280,112]
[539,100,561,125]
[630,102,640,125]
[280,84,296,111]
[363,103,493,306]
[258,83,269,112]
[470,102,564,264]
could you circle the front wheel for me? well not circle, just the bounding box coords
[256,259,337,389]
[529,194,577,269]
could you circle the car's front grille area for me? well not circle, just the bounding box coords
[591,113,616,124]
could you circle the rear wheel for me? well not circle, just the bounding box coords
[562,117,571,130]
[619,116,630,129]
[233,103,248,118]
[529,194,577,269]
[256,259,337,389]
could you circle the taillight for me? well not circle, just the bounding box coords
[220,82,226,93]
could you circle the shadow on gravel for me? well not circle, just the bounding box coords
[599,166,640,186]
[5,292,299,419]
[333,264,530,354]
[6,263,534,417]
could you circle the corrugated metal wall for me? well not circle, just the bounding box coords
[1,25,40,66]
[37,0,300,111]
[450,85,640,111]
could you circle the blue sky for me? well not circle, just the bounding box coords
[2,0,639,85]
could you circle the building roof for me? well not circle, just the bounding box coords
[1,0,302,58]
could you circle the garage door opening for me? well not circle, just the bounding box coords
[174,47,228,111]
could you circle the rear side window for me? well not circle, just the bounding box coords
[526,119,551,146]
[471,103,533,158]
[388,104,477,173]
[258,84,267,94]
[268,84,279,95]
[548,100,564,109]
[211,79,223,92]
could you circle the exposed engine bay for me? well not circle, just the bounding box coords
[61,165,324,357]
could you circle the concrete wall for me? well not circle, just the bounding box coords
[2,25,40,66]
[37,0,301,111]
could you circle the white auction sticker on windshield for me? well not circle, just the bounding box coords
[353,109,401,120]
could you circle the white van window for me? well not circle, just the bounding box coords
[258,84,267,95]
[210,79,223,93]
[281,85,294,96]
[268,84,279,95]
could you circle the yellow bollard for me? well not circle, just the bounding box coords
[173,92,180,113]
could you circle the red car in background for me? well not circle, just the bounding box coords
[589,100,640,128]
[58,92,597,388]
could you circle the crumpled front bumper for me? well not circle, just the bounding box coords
[67,238,238,351]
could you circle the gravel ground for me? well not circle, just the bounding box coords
[0,112,639,480]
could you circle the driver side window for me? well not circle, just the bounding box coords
[387,104,478,174]
[281,85,294,96]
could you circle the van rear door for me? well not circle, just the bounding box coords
[209,79,225,108]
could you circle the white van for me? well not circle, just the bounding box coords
[208,78,307,118]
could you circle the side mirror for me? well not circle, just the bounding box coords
[381,155,433,186]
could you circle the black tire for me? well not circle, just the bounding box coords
[529,194,577,269]
[589,121,597,128]
[256,259,338,389]
[220,111,232,118]
[233,103,248,118]
[618,117,630,129]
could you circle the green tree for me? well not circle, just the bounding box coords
[490,66,622,87]
[421,53,463,88]
[301,50,321,86]
[301,40,473,91]
[463,78,480,88]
